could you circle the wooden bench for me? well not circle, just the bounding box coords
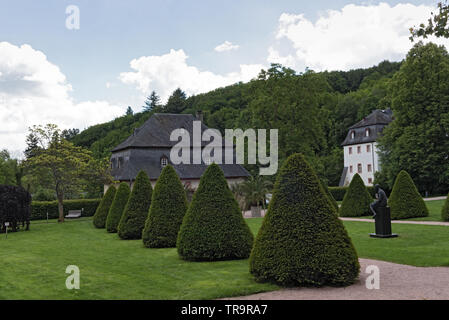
[65,210,82,219]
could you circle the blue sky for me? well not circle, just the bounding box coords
[0,0,441,153]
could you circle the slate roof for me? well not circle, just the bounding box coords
[110,114,251,181]
[341,109,393,146]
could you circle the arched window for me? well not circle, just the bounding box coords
[161,157,168,168]
[365,128,370,137]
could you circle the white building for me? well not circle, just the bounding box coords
[339,109,392,186]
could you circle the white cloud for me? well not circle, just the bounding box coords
[0,42,124,153]
[269,2,449,71]
[214,41,240,52]
[119,49,262,102]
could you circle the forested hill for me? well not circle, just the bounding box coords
[71,60,401,185]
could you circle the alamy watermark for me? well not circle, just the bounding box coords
[65,5,80,30]
[65,265,80,289]
[365,265,380,289]
[170,121,278,175]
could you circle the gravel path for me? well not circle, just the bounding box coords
[225,259,449,300]
[339,217,449,226]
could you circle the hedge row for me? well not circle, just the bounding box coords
[329,186,375,201]
[30,199,101,220]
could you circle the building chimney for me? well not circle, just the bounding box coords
[196,110,203,122]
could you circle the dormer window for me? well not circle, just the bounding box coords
[365,128,370,137]
[161,157,168,168]
[351,131,355,139]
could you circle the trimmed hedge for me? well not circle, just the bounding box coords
[142,165,188,248]
[93,186,116,228]
[339,174,373,217]
[106,183,131,233]
[329,186,375,201]
[177,163,254,261]
[249,153,359,287]
[389,170,428,219]
[320,180,339,212]
[441,192,449,221]
[31,199,101,220]
[118,170,153,240]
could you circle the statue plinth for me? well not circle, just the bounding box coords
[369,207,398,238]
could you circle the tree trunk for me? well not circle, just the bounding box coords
[57,191,64,223]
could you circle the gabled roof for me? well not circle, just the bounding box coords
[349,109,393,129]
[341,109,393,146]
[112,113,209,152]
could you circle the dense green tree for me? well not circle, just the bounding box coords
[164,88,187,114]
[177,163,254,261]
[142,165,187,248]
[339,174,372,217]
[118,170,153,239]
[377,42,449,194]
[93,186,116,228]
[441,192,449,221]
[389,170,429,219]
[106,182,131,233]
[125,106,134,116]
[249,153,359,286]
[144,91,161,112]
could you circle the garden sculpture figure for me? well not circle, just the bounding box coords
[370,184,387,218]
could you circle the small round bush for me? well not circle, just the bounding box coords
[339,173,372,217]
[441,192,449,221]
[118,170,153,240]
[106,183,131,233]
[142,165,188,248]
[93,185,116,229]
[389,170,428,219]
[249,153,359,287]
[177,163,254,261]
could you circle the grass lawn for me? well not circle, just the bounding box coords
[1,216,449,299]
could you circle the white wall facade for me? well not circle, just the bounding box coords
[343,142,380,186]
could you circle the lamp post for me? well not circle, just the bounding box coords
[4,222,9,239]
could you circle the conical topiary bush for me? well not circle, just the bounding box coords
[320,179,339,212]
[249,153,359,287]
[389,170,428,219]
[441,192,449,221]
[339,173,372,217]
[177,163,254,261]
[106,182,131,233]
[93,185,116,228]
[118,170,153,239]
[142,165,188,248]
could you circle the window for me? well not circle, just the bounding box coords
[351,131,355,139]
[366,145,371,152]
[161,157,168,168]
[368,178,373,184]
[349,147,352,155]
[365,128,370,137]
[367,164,372,172]
[118,157,123,168]
[349,165,353,173]
[357,146,361,154]
[357,163,362,174]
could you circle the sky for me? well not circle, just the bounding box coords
[0,0,446,155]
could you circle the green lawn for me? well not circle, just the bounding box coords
[1,216,449,299]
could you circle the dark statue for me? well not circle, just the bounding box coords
[370,184,388,218]
[369,184,398,238]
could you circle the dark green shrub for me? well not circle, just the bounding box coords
[320,180,338,212]
[31,199,100,220]
[142,165,188,248]
[389,170,428,219]
[329,186,376,201]
[93,186,116,228]
[106,183,131,233]
[441,192,449,221]
[249,153,359,287]
[339,174,372,217]
[118,170,153,240]
[177,163,254,261]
